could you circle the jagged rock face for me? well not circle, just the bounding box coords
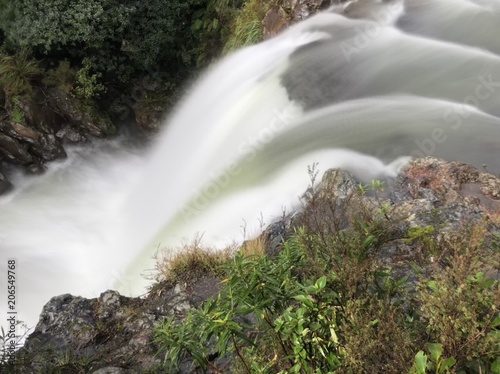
[15,280,220,373]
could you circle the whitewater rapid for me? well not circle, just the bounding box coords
[1,0,500,337]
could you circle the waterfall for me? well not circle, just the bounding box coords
[1,0,499,334]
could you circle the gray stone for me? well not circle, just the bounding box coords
[46,87,115,138]
[0,131,33,166]
[91,367,129,374]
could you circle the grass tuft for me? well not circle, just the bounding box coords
[154,237,235,287]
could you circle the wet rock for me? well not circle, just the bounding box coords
[263,157,500,261]
[0,162,12,194]
[56,125,88,143]
[264,0,337,39]
[133,99,164,132]
[0,120,66,161]
[396,157,500,215]
[26,163,47,175]
[263,6,290,39]
[15,280,222,373]
[0,132,33,166]
[46,88,115,138]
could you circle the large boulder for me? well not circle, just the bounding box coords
[0,131,34,166]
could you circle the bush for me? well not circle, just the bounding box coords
[412,226,500,373]
[0,49,41,95]
[74,59,106,100]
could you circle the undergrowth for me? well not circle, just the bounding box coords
[155,178,500,373]
[224,0,275,52]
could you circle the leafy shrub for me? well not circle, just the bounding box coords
[413,226,500,373]
[74,59,106,100]
[0,49,41,95]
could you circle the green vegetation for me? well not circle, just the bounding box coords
[153,238,235,288]
[156,184,500,373]
[224,0,272,52]
[0,49,41,96]
[9,97,25,124]
[0,0,275,125]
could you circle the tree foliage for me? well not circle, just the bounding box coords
[0,0,192,82]
[0,0,255,104]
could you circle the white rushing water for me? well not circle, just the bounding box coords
[1,0,500,336]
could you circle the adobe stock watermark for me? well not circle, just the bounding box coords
[411,73,500,158]
[181,104,298,222]
[340,4,401,62]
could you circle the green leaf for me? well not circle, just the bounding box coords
[480,278,494,288]
[492,314,500,327]
[410,262,423,275]
[369,319,380,327]
[440,357,456,372]
[330,327,338,344]
[316,276,327,290]
[191,350,208,369]
[294,295,314,309]
[492,358,500,374]
[426,342,442,363]
[427,280,438,291]
[363,235,375,248]
[474,271,485,282]
[414,351,428,374]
